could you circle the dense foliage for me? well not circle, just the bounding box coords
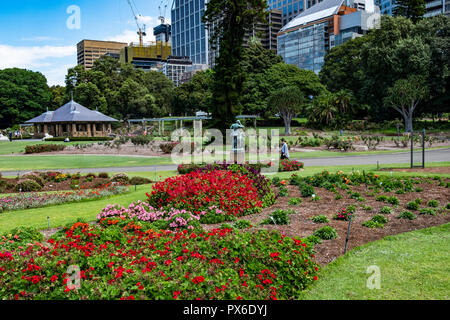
[0,222,320,300]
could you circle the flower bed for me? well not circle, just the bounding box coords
[0,183,128,213]
[0,221,320,300]
[279,159,304,172]
[96,201,204,232]
[147,168,276,223]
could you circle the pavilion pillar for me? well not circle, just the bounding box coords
[71,123,76,137]
[108,123,112,135]
[43,124,48,134]
[162,120,165,135]
[158,121,161,136]
[87,123,91,137]
[180,120,183,128]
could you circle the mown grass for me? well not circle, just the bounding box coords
[300,223,450,300]
[0,141,95,155]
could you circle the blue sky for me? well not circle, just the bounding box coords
[0,0,171,85]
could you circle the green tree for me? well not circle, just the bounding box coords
[172,70,213,116]
[241,41,283,116]
[74,82,108,114]
[49,85,67,110]
[203,0,268,132]
[0,68,51,128]
[383,75,428,132]
[305,91,338,128]
[393,0,425,23]
[268,86,306,135]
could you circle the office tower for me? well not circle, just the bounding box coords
[277,0,380,73]
[77,40,128,70]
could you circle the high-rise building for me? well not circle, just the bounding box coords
[244,9,283,51]
[120,42,172,71]
[377,0,450,17]
[162,56,193,87]
[267,0,326,26]
[425,0,448,17]
[77,40,128,70]
[171,0,209,65]
[154,23,172,44]
[277,0,380,73]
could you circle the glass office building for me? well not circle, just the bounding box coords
[171,0,209,65]
[278,0,379,73]
[267,0,324,25]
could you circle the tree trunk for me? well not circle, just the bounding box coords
[404,115,413,133]
[283,116,292,135]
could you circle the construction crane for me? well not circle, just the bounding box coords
[158,0,168,25]
[127,0,147,47]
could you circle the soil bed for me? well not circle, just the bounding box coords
[379,167,450,174]
[203,179,450,266]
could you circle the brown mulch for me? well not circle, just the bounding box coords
[203,180,450,267]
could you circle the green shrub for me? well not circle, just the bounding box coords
[313,226,338,240]
[387,196,400,206]
[376,195,388,202]
[131,135,152,147]
[233,220,253,229]
[288,198,303,205]
[419,208,437,216]
[362,205,372,211]
[45,137,113,142]
[98,172,109,179]
[446,203,450,209]
[111,173,130,185]
[372,215,388,224]
[271,177,281,187]
[311,195,321,201]
[397,211,417,220]
[311,215,329,223]
[395,189,405,194]
[335,194,343,200]
[301,235,323,246]
[261,209,294,225]
[24,144,65,154]
[278,185,289,197]
[406,201,420,210]
[15,179,42,192]
[129,176,153,185]
[414,187,423,192]
[86,173,97,179]
[298,183,315,198]
[414,198,422,205]
[362,220,384,228]
[21,173,45,187]
[380,206,393,214]
[427,199,439,208]
[347,205,357,213]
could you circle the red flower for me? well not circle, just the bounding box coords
[192,276,205,284]
[50,275,58,282]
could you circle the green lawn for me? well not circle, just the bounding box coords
[0,155,173,171]
[300,223,450,300]
[0,184,151,234]
[0,141,96,155]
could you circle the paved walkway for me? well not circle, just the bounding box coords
[1,148,449,176]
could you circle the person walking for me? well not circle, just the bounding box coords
[280,138,289,159]
[8,131,13,142]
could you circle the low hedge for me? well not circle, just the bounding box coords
[45,137,113,142]
[24,144,65,154]
[14,179,42,192]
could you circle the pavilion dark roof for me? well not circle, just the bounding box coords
[25,100,118,124]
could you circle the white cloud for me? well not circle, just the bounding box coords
[0,44,76,86]
[21,36,63,42]
[105,29,156,45]
[0,44,76,70]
